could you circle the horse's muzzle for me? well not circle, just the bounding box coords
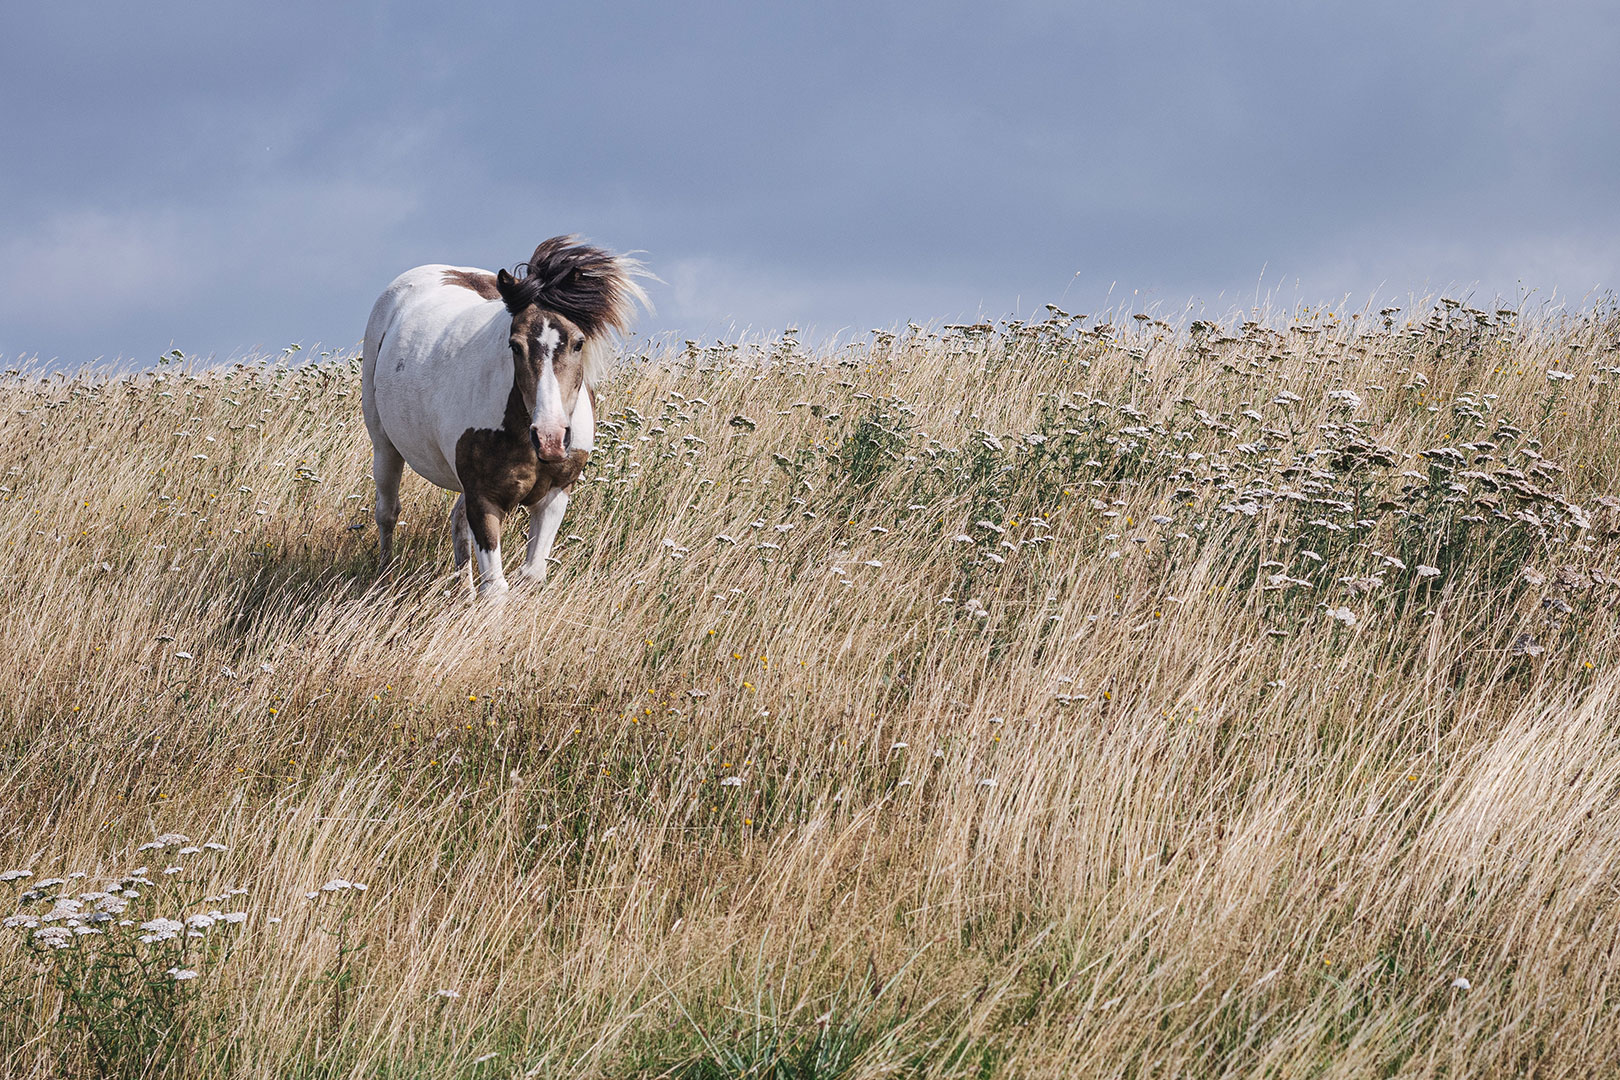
[531,426,568,462]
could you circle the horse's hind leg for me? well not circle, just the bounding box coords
[519,486,570,585]
[372,441,405,572]
[451,494,474,591]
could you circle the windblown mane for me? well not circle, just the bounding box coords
[498,236,651,340]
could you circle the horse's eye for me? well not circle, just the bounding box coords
[573,339,584,352]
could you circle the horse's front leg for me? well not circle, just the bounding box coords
[464,494,510,600]
[520,486,570,584]
[519,392,592,585]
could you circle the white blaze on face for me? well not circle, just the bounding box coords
[531,319,569,458]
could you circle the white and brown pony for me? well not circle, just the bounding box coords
[361,237,648,597]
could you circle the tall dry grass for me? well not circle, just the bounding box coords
[1,300,1618,1078]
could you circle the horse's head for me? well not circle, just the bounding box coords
[494,237,650,463]
[503,303,586,462]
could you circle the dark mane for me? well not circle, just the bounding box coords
[495,235,650,339]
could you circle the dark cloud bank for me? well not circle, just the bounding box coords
[2,0,1615,366]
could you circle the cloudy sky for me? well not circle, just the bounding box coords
[3,1,1616,366]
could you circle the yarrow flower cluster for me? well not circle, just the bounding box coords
[305,878,368,901]
[1,839,246,972]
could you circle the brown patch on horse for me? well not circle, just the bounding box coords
[442,268,501,300]
[454,425,586,549]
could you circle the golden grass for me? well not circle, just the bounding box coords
[1,300,1618,1078]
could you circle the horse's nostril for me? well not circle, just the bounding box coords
[530,429,541,453]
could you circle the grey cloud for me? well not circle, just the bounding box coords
[2,0,1615,364]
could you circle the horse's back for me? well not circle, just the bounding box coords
[363,265,511,491]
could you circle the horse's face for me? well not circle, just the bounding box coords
[508,307,587,462]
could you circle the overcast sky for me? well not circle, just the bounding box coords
[3,1,1617,366]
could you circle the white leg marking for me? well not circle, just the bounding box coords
[475,542,509,598]
[520,489,570,584]
[567,386,595,452]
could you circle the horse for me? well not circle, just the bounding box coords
[361,236,649,597]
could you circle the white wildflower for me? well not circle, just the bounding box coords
[436,988,461,999]
[222,912,248,924]
[137,918,183,943]
[0,870,31,882]
[1415,565,1441,578]
[177,847,202,856]
[33,927,73,949]
[1451,976,1471,990]
[719,776,744,788]
[167,968,199,981]
[1546,370,1574,381]
[1325,606,1356,627]
[185,914,216,930]
[977,778,997,788]
[203,842,228,852]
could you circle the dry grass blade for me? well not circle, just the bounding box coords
[0,297,1618,1077]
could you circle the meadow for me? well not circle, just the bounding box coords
[1,299,1618,1078]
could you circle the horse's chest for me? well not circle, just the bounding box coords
[454,427,587,509]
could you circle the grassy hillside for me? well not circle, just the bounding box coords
[2,301,1619,1078]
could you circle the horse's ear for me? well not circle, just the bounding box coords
[496,268,519,304]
